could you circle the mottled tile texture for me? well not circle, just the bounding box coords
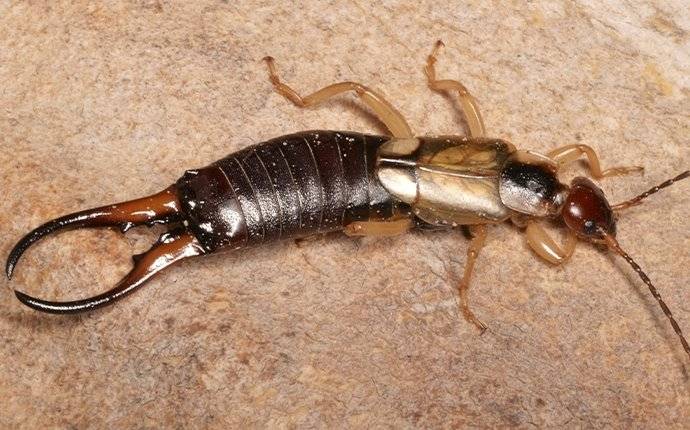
[1,1,689,428]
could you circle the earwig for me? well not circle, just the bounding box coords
[6,41,690,362]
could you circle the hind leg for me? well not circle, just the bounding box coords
[263,56,413,138]
[344,218,413,237]
[424,40,486,138]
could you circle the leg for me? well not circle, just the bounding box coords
[263,56,413,138]
[525,222,577,265]
[344,218,412,237]
[548,144,643,179]
[424,40,486,138]
[458,225,488,333]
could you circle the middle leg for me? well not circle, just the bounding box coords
[458,224,489,333]
[424,40,486,138]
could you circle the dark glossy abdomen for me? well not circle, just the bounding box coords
[175,131,405,252]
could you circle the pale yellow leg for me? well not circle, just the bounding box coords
[424,40,486,138]
[458,225,488,333]
[344,218,413,237]
[263,56,413,138]
[525,222,578,265]
[547,144,643,179]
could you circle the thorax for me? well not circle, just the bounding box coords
[375,136,516,226]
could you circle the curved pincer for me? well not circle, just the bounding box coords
[12,230,204,314]
[5,186,205,313]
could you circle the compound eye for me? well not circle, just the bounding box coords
[562,177,616,239]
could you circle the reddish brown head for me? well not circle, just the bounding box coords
[558,171,690,361]
[561,177,615,241]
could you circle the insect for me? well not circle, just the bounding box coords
[6,41,689,361]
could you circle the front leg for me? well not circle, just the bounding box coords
[548,144,643,179]
[525,222,577,265]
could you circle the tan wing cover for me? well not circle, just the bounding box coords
[376,137,515,226]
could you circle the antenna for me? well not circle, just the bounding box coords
[612,170,689,211]
[601,231,690,361]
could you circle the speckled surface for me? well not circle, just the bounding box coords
[1,1,689,428]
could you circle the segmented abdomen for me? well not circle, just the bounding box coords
[176,130,404,252]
